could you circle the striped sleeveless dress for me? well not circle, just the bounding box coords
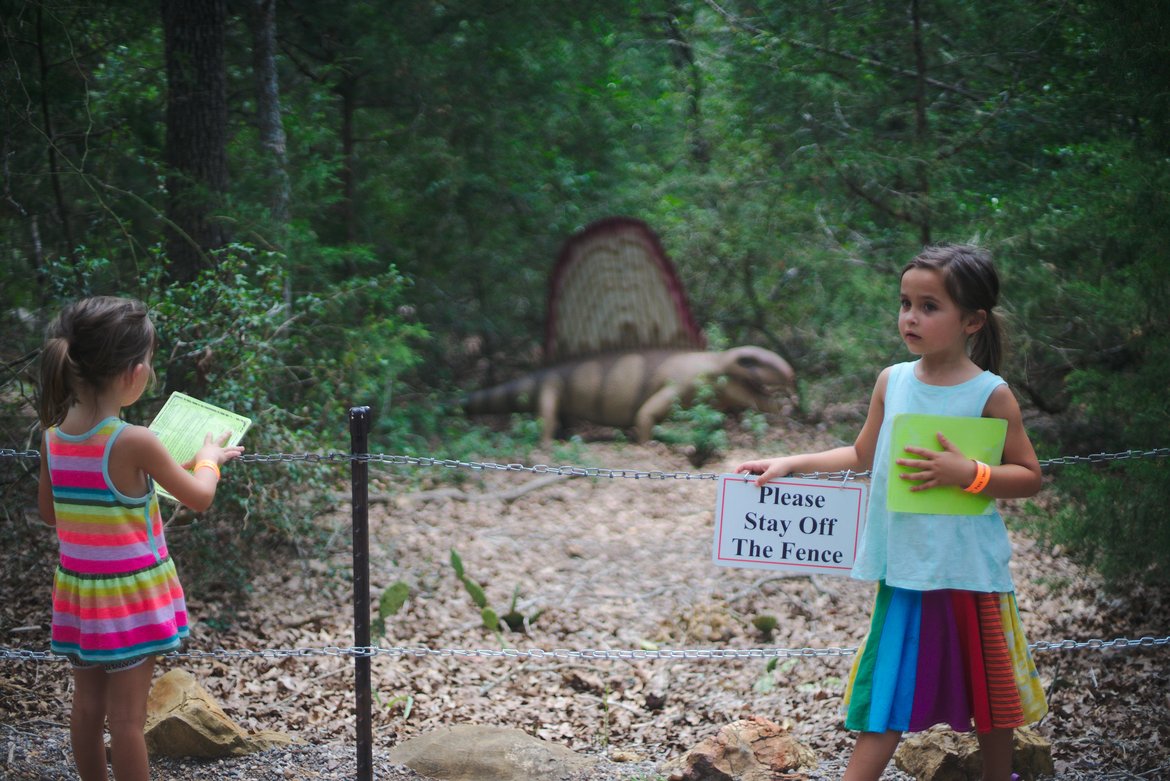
[46,417,189,664]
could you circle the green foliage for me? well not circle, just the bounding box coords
[1043,461,1170,587]
[373,581,411,640]
[0,242,429,596]
[3,0,1168,591]
[449,548,495,631]
[754,656,797,694]
[751,614,779,642]
[137,244,426,591]
[372,688,414,720]
[449,548,540,634]
[652,383,729,467]
[1033,327,1170,587]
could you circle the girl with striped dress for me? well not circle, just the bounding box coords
[38,296,243,781]
[736,245,1047,781]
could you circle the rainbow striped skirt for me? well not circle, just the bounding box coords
[843,582,1047,734]
[51,556,189,664]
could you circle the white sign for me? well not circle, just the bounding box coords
[712,474,868,576]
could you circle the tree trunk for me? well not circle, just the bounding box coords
[35,5,78,274]
[249,0,291,303]
[911,0,931,245]
[250,0,289,232]
[665,4,710,167]
[162,0,229,284]
[338,76,358,244]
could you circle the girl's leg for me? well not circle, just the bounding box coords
[842,730,902,781]
[977,727,1014,781]
[70,666,110,781]
[105,657,156,781]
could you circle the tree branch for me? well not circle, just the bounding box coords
[703,0,982,100]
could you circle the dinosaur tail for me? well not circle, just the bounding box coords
[461,374,542,416]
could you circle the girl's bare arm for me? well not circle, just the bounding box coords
[111,426,242,512]
[736,368,889,486]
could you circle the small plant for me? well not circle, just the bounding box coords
[753,657,798,693]
[372,580,410,640]
[450,548,497,630]
[372,688,414,721]
[753,657,779,693]
[500,584,542,632]
[449,548,541,634]
[739,408,770,441]
[652,382,728,467]
[752,614,778,641]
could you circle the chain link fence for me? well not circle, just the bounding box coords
[5,445,1169,480]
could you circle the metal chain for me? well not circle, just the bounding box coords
[1037,447,1170,466]
[3,635,1167,664]
[4,447,1168,480]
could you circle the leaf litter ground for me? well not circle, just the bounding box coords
[2,420,1168,780]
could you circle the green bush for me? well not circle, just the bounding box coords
[1044,460,1170,586]
[1037,329,1170,588]
[1,243,431,598]
[652,382,729,468]
[142,245,428,592]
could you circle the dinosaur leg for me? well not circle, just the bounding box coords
[634,385,682,443]
[537,380,562,444]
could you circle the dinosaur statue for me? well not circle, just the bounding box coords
[462,345,795,443]
[463,216,796,442]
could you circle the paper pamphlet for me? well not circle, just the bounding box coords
[148,392,252,503]
[887,413,1007,515]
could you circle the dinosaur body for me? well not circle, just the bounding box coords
[462,346,795,443]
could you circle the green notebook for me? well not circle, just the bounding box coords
[148,392,252,503]
[887,413,1007,515]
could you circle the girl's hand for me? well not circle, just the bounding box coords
[182,430,245,470]
[896,432,977,491]
[735,457,796,487]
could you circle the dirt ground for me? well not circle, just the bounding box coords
[2,419,1169,780]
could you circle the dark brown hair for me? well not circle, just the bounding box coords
[39,296,157,427]
[902,244,1004,374]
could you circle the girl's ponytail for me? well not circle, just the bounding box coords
[38,336,76,427]
[970,309,1003,376]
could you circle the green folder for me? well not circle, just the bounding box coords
[148,392,252,503]
[887,413,1007,515]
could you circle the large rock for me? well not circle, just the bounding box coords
[387,724,597,781]
[663,716,816,781]
[144,669,293,758]
[894,727,1054,781]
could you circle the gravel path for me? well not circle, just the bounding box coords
[4,723,1159,780]
[2,722,914,781]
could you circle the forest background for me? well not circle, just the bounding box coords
[1,0,1168,595]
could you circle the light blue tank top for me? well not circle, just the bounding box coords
[851,361,1014,592]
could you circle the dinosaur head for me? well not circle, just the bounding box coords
[716,346,797,413]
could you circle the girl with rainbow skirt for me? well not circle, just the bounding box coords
[737,245,1047,781]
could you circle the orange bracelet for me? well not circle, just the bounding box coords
[193,460,221,480]
[964,460,991,494]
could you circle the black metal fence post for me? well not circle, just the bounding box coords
[349,406,373,781]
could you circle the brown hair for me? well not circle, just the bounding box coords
[39,296,158,427]
[902,244,1004,374]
